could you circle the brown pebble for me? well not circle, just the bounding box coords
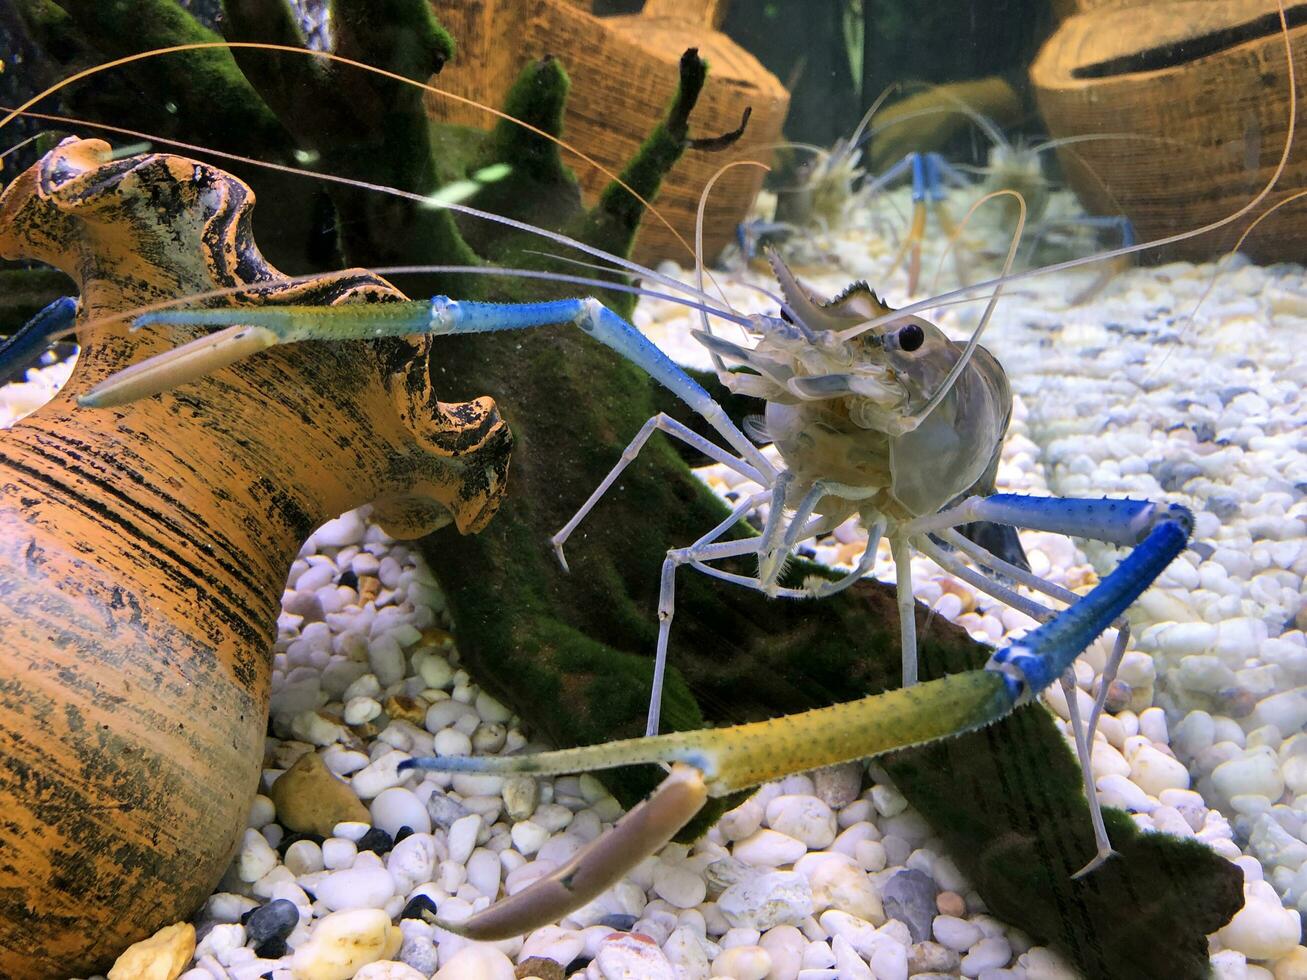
[347,720,383,741]
[936,890,966,916]
[384,694,427,726]
[268,750,369,836]
[1220,687,1257,719]
[357,574,381,604]
[516,956,565,980]
[1102,678,1132,713]
[421,626,456,648]
[908,940,961,975]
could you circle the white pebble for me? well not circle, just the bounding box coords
[322,837,358,870]
[653,862,707,909]
[351,750,410,800]
[712,945,772,980]
[962,935,1012,976]
[765,795,838,849]
[236,829,278,883]
[511,820,550,856]
[447,814,481,865]
[733,829,808,867]
[1213,748,1285,803]
[290,908,401,979]
[387,833,438,892]
[1129,745,1191,796]
[432,944,516,980]
[434,728,473,757]
[315,865,396,911]
[371,787,432,837]
[933,915,983,952]
[1218,883,1303,960]
[831,934,873,980]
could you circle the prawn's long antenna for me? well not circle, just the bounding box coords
[910,189,1027,427]
[837,0,1297,345]
[520,249,789,310]
[3,107,733,334]
[1145,187,1307,380]
[1028,132,1194,157]
[928,187,1003,295]
[0,41,711,263]
[0,132,46,164]
[760,85,897,195]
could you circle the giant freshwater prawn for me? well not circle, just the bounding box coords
[0,6,1299,940]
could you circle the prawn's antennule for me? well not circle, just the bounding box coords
[761,140,833,161]
[523,249,788,309]
[3,106,734,327]
[912,189,1027,426]
[928,186,999,295]
[695,160,766,333]
[0,40,705,264]
[838,0,1297,346]
[873,82,1011,152]
[844,82,902,156]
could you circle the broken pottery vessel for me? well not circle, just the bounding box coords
[0,138,511,976]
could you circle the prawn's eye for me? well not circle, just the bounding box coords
[898,323,925,352]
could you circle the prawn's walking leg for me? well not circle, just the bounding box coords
[926,154,970,290]
[915,535,1118,874]
[936,525,1133,749]
[893,534,920,686]
[401,498,1191,938]
[551,412,767,570]
[908,493,1192,870]
[647,491,770,735]
[801,518,886,600]
[0,295,78,386]
[759,479,877,592]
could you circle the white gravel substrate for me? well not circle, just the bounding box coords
[4,188,1306,979]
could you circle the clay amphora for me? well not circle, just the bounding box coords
[0,138,511,976]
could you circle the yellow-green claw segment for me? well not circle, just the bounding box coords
[402,669,1014,797]
[400,672,1012,940]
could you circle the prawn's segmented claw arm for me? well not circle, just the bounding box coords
[0,295,78,386]
[88,294,775,478]
[79,324,280,408]
[416,764,710,942]
[78,301,432,408]
[398,493,1192,939]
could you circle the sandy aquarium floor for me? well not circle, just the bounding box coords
[4,187,1307,980]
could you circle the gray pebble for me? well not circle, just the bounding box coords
[425,788,471,829]
[881,868,939,943]
[399,934,439,975]
[813,763,863,810]
[244,899,299,944]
